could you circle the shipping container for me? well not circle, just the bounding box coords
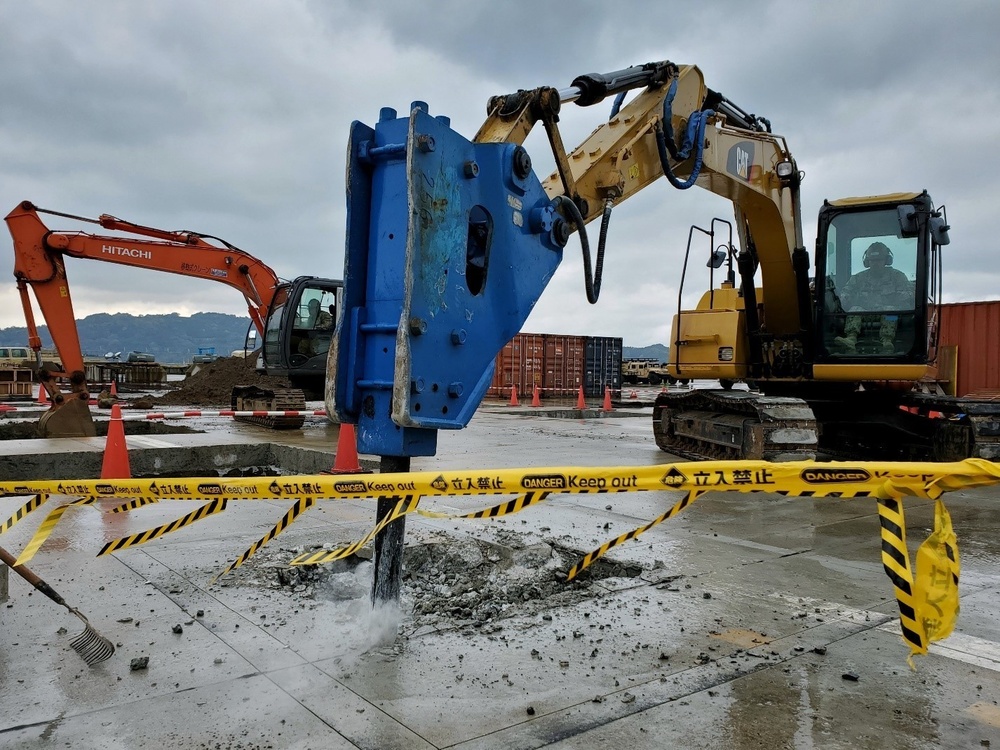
[491,333,546,399]
[584,337,623,396]
[937,301,1000,396]
[542,334,585,398]
[489,332,623,400]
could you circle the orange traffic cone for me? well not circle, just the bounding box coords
[332,423,363,473]
[101,403,131,479]
[110,379,118,397]
[629,390,638,399]
[602,387,613,411]
[509,386,520,407]
[531,385,541,407]
[37,383,48,404]
[576,386,586,410]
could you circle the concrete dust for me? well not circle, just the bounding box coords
[227,530,647,642]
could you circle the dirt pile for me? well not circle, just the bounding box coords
[151,354,294,407]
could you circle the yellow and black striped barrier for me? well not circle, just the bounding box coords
[2,458,996,662]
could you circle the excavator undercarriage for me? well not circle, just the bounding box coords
[653,389,1000,463]
[230,385,306,430]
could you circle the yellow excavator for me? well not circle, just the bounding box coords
[519,60,988,461]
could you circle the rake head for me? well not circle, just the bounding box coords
[68,609,115,666]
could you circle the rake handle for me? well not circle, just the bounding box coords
[0,544,69,608]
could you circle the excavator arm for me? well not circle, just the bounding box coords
[5,201,287,437]
[477,62,805,333]
[7,201,283,361]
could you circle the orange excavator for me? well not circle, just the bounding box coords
[6,201,342,436]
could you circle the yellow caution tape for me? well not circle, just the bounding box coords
[213,497,316,583]
[290,496,419,566]
[414,491,550,519]
[875,493,925,659]
[3,459,1000,503]
[97,499,227,556]
[567,490,705,580]
[110,497,160,513]
[290,492,550,567]
[15,497,95,566]
[0,494,47,535]
[914,498,960,646]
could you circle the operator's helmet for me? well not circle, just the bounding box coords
[863,241,894,268]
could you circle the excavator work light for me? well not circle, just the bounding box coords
[718,347,735,362]
[775,161,794,179]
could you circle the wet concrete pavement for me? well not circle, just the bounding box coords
[1,398,999,748]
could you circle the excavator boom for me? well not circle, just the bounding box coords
[6,201,342,436]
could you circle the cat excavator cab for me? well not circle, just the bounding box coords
[6,202,342,436]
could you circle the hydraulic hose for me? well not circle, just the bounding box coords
[552,195,612,304]
[653,79,713,190]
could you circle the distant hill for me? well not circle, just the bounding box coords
[622,343,669,363]
[0,312,252,364]
[0,311,669,366]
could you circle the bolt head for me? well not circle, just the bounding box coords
[552,218,571,248]
[512,146,532,179]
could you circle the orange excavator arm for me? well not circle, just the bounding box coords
[6,200,284,375]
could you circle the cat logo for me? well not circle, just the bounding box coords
[521,474,567,490]
[431,475,449,492]
[334,480,368,494]
[197,483,224,495]
[726,141,755,182]
[660,467,687,487]
[800,468,872,484]
[95,484,116,495]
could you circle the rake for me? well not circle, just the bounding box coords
[0,545,115,666]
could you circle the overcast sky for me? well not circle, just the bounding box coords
[2,1,997,347]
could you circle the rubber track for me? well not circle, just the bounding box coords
[652,390,818,462]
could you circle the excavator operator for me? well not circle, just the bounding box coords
[834,241,914,354]
[297,299,335,356]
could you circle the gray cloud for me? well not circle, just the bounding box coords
[1,0,997,350]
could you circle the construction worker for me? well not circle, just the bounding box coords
[834,242,913,354]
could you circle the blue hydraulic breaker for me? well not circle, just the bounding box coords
[333,102,568,458]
